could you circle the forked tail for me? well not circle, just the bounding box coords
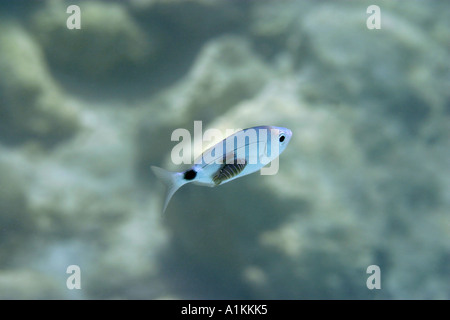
[151,166,186,213]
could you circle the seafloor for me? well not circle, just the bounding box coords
[0,0,449,299]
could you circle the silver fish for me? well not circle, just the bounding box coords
[152,125,292,212]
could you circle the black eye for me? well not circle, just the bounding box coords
[279,134,285,142]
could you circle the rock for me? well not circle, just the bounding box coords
[0,21,79,146]
[31,1,156,81]
[299,2,448,136]
[127,0,249,93]
[0,155,35,266]
[21,107,168,299]
[248,0,311,60]
[27,108,138,238]
[0,0,448,300]
[130,0,246,41]
[159,74,450,299]
[161,35,273,124]
[160,78,374,298]
[137,35,273,178]
[84,210,167,299]
[0,270,63,299]
[183,35,272,122]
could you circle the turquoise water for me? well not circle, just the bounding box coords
[0,0,449,299]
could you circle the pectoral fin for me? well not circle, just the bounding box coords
[212,159,247,185]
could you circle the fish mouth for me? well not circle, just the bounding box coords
[283,128,292,141]
[283,128,293,145]
[286,129,292,137]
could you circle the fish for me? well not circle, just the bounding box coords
[151,125,292,212]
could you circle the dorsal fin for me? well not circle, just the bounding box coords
[212,159,247,185]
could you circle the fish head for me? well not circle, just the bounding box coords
[269,126,292,155]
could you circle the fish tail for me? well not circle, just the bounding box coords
[151,166,186,213]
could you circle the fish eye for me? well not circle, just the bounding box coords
[279,134,285,143]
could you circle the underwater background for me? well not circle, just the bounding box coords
[0,0,449,299]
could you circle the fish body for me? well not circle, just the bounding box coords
[152,125,292,212]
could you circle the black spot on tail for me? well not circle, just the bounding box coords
[183,169,197,180]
